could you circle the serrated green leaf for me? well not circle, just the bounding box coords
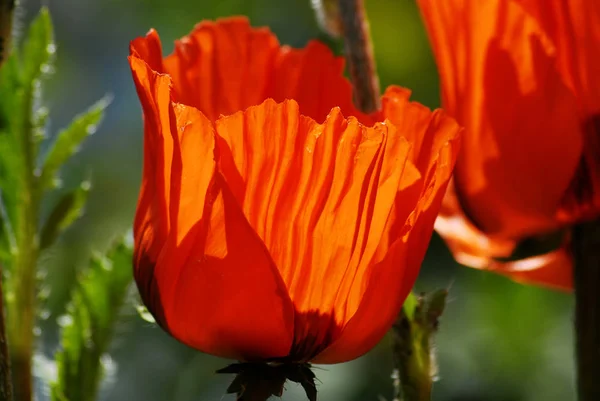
[39,182,90,250]
[51,241,133,401]
[21,7,54,85]
[38,98,109,190]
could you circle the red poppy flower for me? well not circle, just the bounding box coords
[129,17,461,364]
[417,0,600,290]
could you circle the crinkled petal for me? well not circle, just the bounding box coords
[435,180,572,290]
[314,114,461,363]
[516,0,600,114]
[418,0,583,238]
[214,98,409,358]
[130,17,368,124]
[515,1,600,225]
[213,96,460,362]
[493,248,572,291]
[129,55,294,361]
[130,28,165,73]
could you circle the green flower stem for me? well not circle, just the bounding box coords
[0,2,16,397]
[392,310,432,401]
[336,0,381,113]
[7,66,39,401]
[0,0,16,67]
[8,234,37,401]
[573,218,600,401]
[392,291,446,401]
[0,264,13,401]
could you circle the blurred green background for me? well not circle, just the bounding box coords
[17,0,574,400]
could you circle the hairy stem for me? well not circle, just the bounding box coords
[6,56,39,401]
[336,0,381,113]
[0,264,13,401]
[392,309,433,401]
[573,218,600,401]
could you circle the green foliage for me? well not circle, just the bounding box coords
[0,7,114,401]
[39,98,109,190]
[0,6,108,267]
[21,8,54,81]
[51,241,133,401]
[39,182,90,250]
[0,6,55,266]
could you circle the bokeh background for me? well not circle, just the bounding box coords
[16,0,574,400]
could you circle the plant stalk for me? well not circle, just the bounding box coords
[0,264,13,401]
[336,0,381,113]
[392,309,433,401]
[0,0,16,67]
[6,48,39,401]
[1,2,19,400]
[573,218,600,401]
[391,291,446,401]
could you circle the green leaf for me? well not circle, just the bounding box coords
[51,241,133,401]
[38,97,109,190]
[21,7,54,85]
[0,8,57,254]
[39,182,90,250]
[0,51,23,240]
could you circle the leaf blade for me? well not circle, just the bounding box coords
[39,181,90,250]
[38,97,109,190]
[51,241,133,401]
[21,7,54,85]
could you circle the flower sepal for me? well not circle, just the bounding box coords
[217,361,317,401]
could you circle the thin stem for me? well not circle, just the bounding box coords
[0,264,13,401]
[6,44,39,401]
[0,0,16,67]
[336,0,381,113]
[7,140,38,401]
[391,309,433,401]
[8,239,37,401]
[1,2,18,400]
[573,217,600,401]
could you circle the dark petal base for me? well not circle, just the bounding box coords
[216,362,317,401]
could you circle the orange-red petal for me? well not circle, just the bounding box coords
[435,180,572,290]
[131,17,367,125]
[130,55,294,361]
[418,0,583,239]
[212,92,460,362]
[315,103,461,363]
[516,0,600,114]
[130,18,463,363]
[514,1,600,225]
